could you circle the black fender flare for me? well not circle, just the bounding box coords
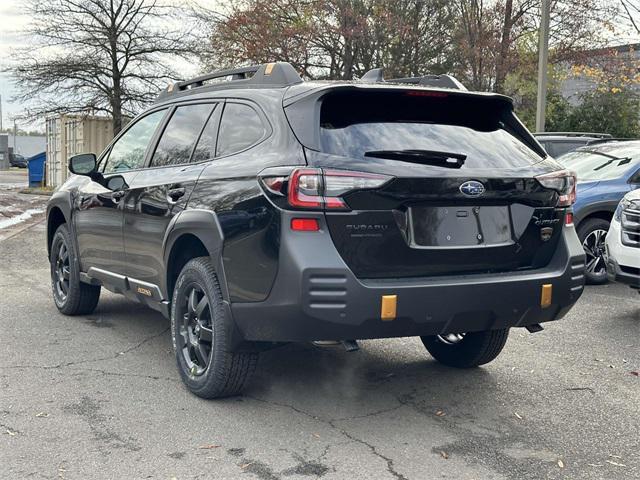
[162,209,229,301]
[46,191,76,254]
[162,209,251,349]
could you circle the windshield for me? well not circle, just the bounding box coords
[318,90,543,170]
[558,144,640,181]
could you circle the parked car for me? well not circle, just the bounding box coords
[557,140,640,284]
[534,132,612,158]
[606,190,640,291]
[10,153,28,168]
[46,62,585,398]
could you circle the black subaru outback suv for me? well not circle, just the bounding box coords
[47,62,585,398]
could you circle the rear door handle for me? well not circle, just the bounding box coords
[168,187,186,201]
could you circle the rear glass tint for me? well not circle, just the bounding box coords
[559,145,640,181]
[319,91,543,169]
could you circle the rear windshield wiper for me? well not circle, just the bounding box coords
[593,157,631,171]
[364,149,467,168]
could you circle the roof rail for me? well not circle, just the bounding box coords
[156,62,303,102]
[533,132,612,138]
[360,67,466,90]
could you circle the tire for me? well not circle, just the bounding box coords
[171,257,258,399]
[421,329,509,368]
[577,218,610,285]
[50,223,101,315]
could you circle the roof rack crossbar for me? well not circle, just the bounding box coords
[156,62,303,102]
[360,68,466,91]
[177,65,261,92]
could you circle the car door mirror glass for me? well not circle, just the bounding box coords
[69,153,97,175]
[106,175,128,191]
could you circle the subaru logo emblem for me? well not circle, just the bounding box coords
[459,180,485,197]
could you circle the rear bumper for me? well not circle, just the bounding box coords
[231,218,586,342]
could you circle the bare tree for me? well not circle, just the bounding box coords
[198,0,455,80]
[620,0,640,34]
[7,0,193,134]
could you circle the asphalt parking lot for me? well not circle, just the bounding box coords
[1,205,639,479]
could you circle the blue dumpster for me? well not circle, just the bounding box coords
[27,151,46,187]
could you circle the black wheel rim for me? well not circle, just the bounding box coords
[178,284,213,377]
[582,228,607,277]
[53,240,70,303]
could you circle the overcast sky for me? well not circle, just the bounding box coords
[1,0,638,131]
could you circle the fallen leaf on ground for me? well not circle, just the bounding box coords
[440,451,449,459]
[312,433,320,438]
[241,462,254,469]
[198,444,220,450]
[557,459,564,468]
[35,412,49,418]
[606,460,626,467]
[435,410,446,417]
[514,412,523,420]
[5,429,16,436]
[630,371,639,376]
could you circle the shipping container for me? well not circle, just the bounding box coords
[45,114,114,187]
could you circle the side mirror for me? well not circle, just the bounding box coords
[69,153,97,176]
[106,175,128,191]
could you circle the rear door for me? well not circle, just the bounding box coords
[122,102,220,288]
[295,88,564,278]
[74,109,167,275]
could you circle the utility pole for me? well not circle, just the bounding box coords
[535,0,551,132]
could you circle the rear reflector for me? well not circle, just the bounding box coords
[540,284,553,308]
[565,212,574,226]
[291,218,320,231]
[380,295,397,321]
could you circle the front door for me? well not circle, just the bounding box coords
[74,109,168,275]
[123,102,220,290]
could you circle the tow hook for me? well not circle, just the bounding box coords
[526,324,544,333]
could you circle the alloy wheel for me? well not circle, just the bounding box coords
[178,284,214,376]
[582,228,608,277]
[53,241,71,302]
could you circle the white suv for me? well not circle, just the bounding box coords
[606,189,640,290]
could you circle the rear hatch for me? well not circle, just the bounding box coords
[285,86,569,279]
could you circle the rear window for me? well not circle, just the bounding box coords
[319,91,543,169]
[558,144,640,181]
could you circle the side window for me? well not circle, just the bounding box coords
[192,109,219,163]
[216,103,266,157]
[103,110,166,174]
[150,104,215,168]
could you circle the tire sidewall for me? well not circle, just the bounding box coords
[577,218,610,285]
[50,224,78,311]
[170,259,228,394]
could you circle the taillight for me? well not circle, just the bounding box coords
[535,170,577,207]
[287,168,391,210]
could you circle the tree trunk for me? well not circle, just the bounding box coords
[495,0,513,93]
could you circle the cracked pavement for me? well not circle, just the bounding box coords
[1,221,639,480]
